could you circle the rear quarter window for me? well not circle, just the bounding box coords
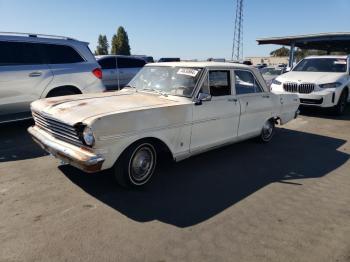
[43,44,85,64]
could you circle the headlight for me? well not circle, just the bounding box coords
[272,79,282,85]
[83,126,95,146]
[319,82,342,89]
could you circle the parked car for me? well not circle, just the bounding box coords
[0,32,105,123]
[260,67,284,88]
[271,55,350,115]
[96,55,146,90]
[28,62,299,187]
[158,57,180,62]
[132,55,154,63]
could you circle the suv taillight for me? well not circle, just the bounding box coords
[92,68,102,79]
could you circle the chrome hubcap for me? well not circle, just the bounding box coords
[130,146,154,181]
[262,121,274,139]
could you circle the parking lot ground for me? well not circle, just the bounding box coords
[0,109,350,262]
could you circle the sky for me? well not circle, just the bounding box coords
[0,0,349,60]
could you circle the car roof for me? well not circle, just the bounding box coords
[146,61,253,69]
[304,55,349,59]
[96,55,145,60]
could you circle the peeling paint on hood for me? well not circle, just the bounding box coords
[31,90,185,125]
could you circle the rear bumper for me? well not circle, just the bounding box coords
[28,126,104,173]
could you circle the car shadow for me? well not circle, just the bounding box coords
[300,104,350,121]
[0,120,48,162]
[60,128,349,228]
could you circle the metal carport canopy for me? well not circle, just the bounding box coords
[256,32,350,66]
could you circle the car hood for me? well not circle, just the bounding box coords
[31,90,186,126]
[276,71,344,84]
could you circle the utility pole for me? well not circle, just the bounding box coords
[231,0,244,61]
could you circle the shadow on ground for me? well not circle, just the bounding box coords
[300,104,350,121]
[60,128,349,228]
[0,120,47,162]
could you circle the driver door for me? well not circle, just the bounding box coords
[190,70,241,153]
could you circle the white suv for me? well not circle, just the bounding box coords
[0,32,105,123]
[271,55,350,115]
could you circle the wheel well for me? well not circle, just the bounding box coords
[46,86,81,97]
[123,137,174,161]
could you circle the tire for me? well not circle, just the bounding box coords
[333,90,348,116]
[258,119,275,143]
[113,141,157,188]
[47,88,78,98]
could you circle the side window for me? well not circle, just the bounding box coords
[0,41,44,66]
[117,57,146,68]
[235,70,263,95]
[117,57,130,68]
[129,58,146,68]
[44,44,84,64]
[200,70,231,97]
[98,57,116,69]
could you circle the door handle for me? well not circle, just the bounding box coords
[29,72,42,77]
[262,94,270,98]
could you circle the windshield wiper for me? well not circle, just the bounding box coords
[141,87,168,96]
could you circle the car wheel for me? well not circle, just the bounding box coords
[47,89,78,98]
[113,142,157,188]
[333,90,348,116]
[259,119,275,143]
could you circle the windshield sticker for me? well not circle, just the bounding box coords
[334,60,347,65]
[177,68,199,77]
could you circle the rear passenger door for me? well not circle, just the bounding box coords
[234,69,275,137]
[117,57,145,87]
[0,41,53,120]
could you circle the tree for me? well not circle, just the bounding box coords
[270,46,290,57]
[111,26,131,55]
[95,35,109,55]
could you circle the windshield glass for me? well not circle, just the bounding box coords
[260,68,283,75]
[293,58,347,73]
[128,66,203,97]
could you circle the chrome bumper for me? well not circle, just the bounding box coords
[28,126,104,173]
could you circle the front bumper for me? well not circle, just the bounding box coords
[28,126,104,173]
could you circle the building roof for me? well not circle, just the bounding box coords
[256,32,350,52]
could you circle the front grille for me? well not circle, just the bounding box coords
[298,83,315,94]
[283,82,298,93]
[32,111,82,146]
[283,82,315,94]
[300,98,323,105]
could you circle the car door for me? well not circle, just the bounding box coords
[97,57,118,89]
[0,41,53,120]
[234,69,275,137]
[117,57,145,87]
[190,69,241,153]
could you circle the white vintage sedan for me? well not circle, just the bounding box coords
[28,62,300,187]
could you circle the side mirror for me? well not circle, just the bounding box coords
[195,92,212,105]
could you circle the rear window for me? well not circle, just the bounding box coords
[0,41,44,66]
[44,44,85,64]
[117,57,146,68]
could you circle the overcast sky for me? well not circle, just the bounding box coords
[1,0,349,59]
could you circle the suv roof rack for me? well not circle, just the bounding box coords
[0,32,77,41]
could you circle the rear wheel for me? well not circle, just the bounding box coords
[47,88,79,98]
[333,90,348,116]
[258,119,275,143]
[113,141,157,188]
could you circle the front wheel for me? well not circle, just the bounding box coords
[258,119,275,143]
[333,90,348,116]
[113,142,157,188]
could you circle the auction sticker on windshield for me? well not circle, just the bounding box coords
[177,68,199,77]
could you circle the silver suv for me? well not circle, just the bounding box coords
[0,32,105,123]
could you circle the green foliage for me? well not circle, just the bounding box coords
[95,35,109,55]
[270,47,290,57]
[111,26,131,55]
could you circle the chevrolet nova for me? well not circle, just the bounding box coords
[28,62,300,187]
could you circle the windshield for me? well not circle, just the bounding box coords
[293,58,347,73]
[260,68,283,75]
[128,66,203,97]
